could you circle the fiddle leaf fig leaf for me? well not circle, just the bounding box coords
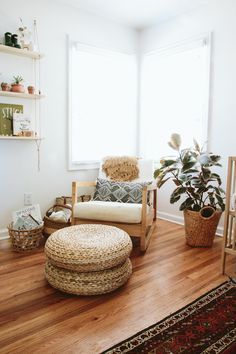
[179,197,194,210]
[169,133,181,150]
[182,161,196,172]
[157,177,170,188]
[210,155,221,163]
[154,168,163,179]
[168,141,179,150]
[193,138,200,152]
[161,159,177,168]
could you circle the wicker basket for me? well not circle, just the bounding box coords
[184,207,222,247]
[43,204,72,237]
[8,223,44,252]
[55,195,91,205]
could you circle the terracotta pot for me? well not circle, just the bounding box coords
[184,207,222,247]
[27,86,35,94]
[1,83,11,91]
[11,84,25,93]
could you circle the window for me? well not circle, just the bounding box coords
[139,36,210,160]
[68,41,137,170]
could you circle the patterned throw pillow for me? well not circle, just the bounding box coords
[93,178,151,204]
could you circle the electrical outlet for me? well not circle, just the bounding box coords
[24,193,32,206]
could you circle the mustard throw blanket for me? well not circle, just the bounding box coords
[102,156,139,182]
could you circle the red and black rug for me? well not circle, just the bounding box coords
[102,279,236,354]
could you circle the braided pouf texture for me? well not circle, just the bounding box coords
[45,258,132,295]
[45,224,132,272]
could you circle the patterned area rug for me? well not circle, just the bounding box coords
[102,279,236,354]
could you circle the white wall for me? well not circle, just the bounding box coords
[140,0,236,231]
[1,0,235,236]
[0,0,138,235]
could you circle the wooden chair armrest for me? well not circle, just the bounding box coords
[74,181,97,187]
[141,184,157,222]
[72,181,96,209]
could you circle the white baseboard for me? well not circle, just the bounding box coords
[157,211,223,237]
[0,228,9,240]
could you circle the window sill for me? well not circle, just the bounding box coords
[68,161,100,171]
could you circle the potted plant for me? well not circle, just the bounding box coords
[154,133,225,247]
[1,82,11,91]
[27,85,35,94]
[11,76,25,93]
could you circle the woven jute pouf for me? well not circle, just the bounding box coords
[45,224,132,272]
[45,258,132,295]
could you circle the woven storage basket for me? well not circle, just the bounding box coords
[8,223,43,252]
[184,207,222,247]
[43,204,72,237]
[55,195,91,205]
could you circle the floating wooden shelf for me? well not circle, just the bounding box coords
[0,136,43,141]
[0,44,43,59]
[0,91,45,99]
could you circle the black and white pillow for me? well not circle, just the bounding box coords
[93,178,151,204]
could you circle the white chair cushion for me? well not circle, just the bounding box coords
[73,201,149,224]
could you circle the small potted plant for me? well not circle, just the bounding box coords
[154,133,225,247]
[27,85,35,94]
[11,76,25,93]
[1,82,11,91]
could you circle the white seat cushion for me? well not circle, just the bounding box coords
[73,201,148,224]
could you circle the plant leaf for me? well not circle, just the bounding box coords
[162,159,177,168]
[157,177,170,188]
[182,161,196,172]
[154,169,163,179]
[168,141,179,150]
[169,133,181,150]
[193,138,200,152]
[179,197,194,211]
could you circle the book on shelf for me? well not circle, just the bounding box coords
[13,112,31,136]
[0,103,23,136]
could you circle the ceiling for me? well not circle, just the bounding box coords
[57,0,210,29]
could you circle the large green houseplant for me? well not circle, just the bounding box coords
[154,134,225,247]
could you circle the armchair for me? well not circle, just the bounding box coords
[72,158,157,252]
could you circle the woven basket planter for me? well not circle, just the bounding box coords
[184,207,222,247]
[8,223,43,252]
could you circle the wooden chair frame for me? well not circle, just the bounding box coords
[72,181,157,252]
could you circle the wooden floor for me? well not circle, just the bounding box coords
[0,219,235,354]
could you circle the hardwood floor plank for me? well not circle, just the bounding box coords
[0,219,234,353]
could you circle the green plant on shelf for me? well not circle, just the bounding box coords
[12,75,24,84]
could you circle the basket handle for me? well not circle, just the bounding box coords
[200,206,216,220]
[46,204,72,215]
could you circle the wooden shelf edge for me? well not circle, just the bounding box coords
[0,44,43,59]
[229,210,236,217]
[0,91,45,99]
[0,136,43,141]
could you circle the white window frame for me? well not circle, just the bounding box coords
[139,32,212,161]
[67,37,99,170]
[67,36,138,171]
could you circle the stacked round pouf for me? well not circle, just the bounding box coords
[44,224,132,295]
